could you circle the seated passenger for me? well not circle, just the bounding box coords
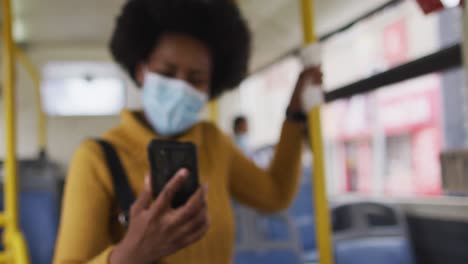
[53,0,322,263]
[232,115,250,154]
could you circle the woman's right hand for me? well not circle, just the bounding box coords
[110,168,209,264]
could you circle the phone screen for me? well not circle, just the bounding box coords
[149,140,199,208]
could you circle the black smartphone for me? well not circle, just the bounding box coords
[148,140,199,208]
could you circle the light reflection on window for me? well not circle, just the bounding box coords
[42,62,126,116]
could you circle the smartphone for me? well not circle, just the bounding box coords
[148,140,199,208]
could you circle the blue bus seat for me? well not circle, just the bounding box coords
[288,169,316,252]
[235,249,302,264]
[234,251,258,264]
[0,190,60,264]
[0,159,63,264]
[255,215,291,241]
[335,237,413,264]
[332,202,415,264]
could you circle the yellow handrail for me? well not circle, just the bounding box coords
[15,47,47,154]
[2,0,19,230]
[209,101,219,124]
[300,0,335,263]
[2,0,31,263]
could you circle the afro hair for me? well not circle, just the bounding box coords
[110,0,251,98]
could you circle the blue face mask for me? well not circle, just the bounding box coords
[142,72,208,136]
[235,134,249,153]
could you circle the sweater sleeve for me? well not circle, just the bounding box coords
[228,121,304,213]
[53,141,115,264]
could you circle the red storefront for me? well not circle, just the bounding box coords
[325,75,443,196]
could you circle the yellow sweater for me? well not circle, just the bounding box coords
[54,110,303,264]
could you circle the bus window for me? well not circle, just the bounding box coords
[231,0,462,198]
[42,62,126,116]
[320,1,462,198]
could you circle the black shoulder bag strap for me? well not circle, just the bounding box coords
[95,139,135,227]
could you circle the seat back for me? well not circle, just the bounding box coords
[331,201,415,264]
[233,145,306,264]
[0,159,63,264]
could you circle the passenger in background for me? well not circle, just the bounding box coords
[233,115,251,154]
[54,0,322,263]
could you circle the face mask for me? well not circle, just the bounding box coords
[142,72,208,136]
[235,134,249,153]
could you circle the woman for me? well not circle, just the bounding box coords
[53,0,322,263]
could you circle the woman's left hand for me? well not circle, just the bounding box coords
[288,66,323,112]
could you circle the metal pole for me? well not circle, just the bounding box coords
[2,0,20,231]
[209,101,219,124]
[2,0,30,262]
[300,0,335,263]
[15,47,47,155]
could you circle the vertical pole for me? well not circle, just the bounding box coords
[300,0,335,263]
[2,0,30,262]
[15,47,47,155]
[209,101,219,124]
[2,0,20,232]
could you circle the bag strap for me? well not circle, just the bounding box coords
[95,139,135,227]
